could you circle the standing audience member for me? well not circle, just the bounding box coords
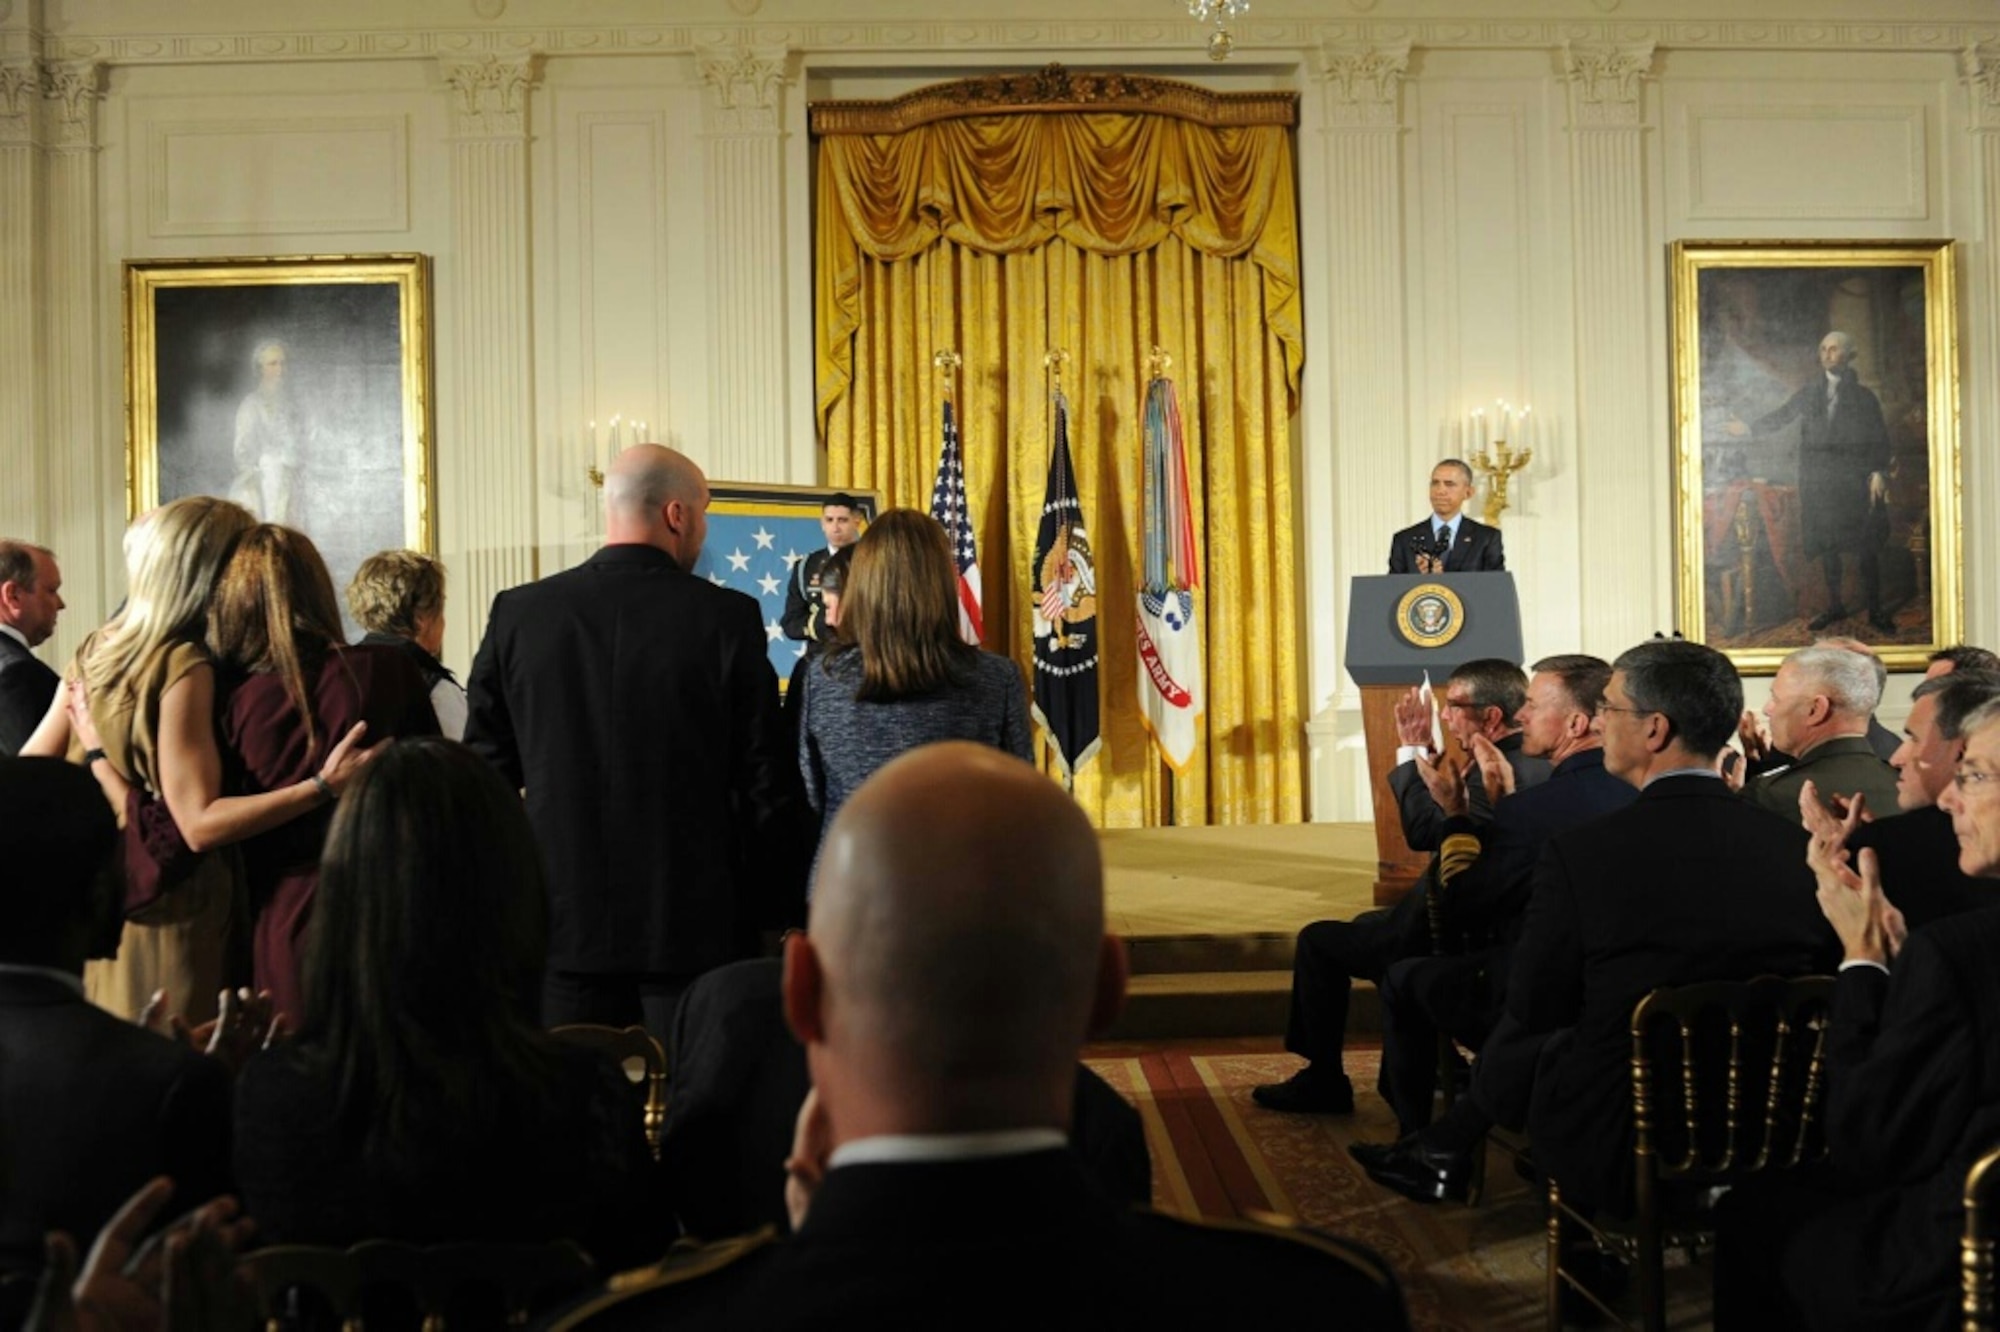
[796,509,1031,844]
[556,743,1408,1329]
[22,497,261,1025]
[1927,644,2000,678]
[1717,697,2000,1329]
[466,445,807,1039]
[1840,669,2000,929]
[346,550,466,740]
[0,759,231,1317]
[1739,643,1899,822]
[782,544,851,746]
[231,738,667,1267]
[0,541,62,755]
[200,525,438,1022]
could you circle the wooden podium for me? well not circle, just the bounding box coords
[1344,573,1524,905]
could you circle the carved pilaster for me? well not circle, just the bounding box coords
[439,54,542,664]
[1965,45,2000,132]
[1561,41,1654,129]
[1307,43,1409,819]
[440,53,539,139]
[1315,40,1407,128]
[0,58,38,547]
[698,46,791,481]
[38,58,98,151]
[0,59,36,146]
[1564,41,1660,653]
[697,45,787,135]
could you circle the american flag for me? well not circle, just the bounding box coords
[929,398,985,645]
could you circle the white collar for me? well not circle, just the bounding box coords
[829,1128,1067,1169]
[0,963,85,997]
[0,623,27,651]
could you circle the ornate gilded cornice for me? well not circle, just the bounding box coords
[809,63,1296,135]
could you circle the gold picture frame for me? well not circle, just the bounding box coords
[124,253,436,602]
[1670,240,1960,674]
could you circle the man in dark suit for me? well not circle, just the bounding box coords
[0,758,231,1300]
[465,445,809,1039]
[1255,659,1548,1116]
[1352,656,1638,1194]
[1386,459,1505,574]
[1716,695,2000,1329]
[1728,330,1893,633]
[1516,639,1836,1221]
[1742,643,1901,824]
[660,957,1150,1240]
[555,743,1409,1330]
[1839,668,2000,930]
[0,540,63,755]
[779,493,861,646]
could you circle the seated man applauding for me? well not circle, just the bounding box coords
[556,742,1410,1330]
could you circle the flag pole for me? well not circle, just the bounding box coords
[1146,345,1176,826]
[1044,347,1073,795]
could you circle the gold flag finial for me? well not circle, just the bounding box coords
[1044,347,1071,390]
[1147,346,1173,380]
[932,349,963,401]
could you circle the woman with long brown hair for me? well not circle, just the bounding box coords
[797,508,1031,844]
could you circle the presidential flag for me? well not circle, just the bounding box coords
[929,398,984,645]
[1031,388,1100,780]
[1137,373,1204,772]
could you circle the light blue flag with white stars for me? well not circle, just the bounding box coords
[690,495,845,692]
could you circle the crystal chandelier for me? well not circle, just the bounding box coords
[1187,0,1248,62]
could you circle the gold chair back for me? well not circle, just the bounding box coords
[242,1239,593,1331]
[550,1023,668,1160]
[1545,973,1835,1332]
[1964,1143,2000,1330]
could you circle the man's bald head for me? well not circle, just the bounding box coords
[792,742,1122,1135]
[605,444,709,565]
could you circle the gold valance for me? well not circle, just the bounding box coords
[814,70,1302,435]
[808,64,1298,135]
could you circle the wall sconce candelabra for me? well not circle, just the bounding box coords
[1467,399,1533,528]
[1187,0,1248,61]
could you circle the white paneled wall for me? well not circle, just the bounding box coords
[1,0,1995,823]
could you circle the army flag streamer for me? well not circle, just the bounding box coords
[1031,388,1100,780]
[929,397,984,644]
[1136,373,1204,772]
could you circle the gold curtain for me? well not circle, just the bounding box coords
[814,87,1303,826]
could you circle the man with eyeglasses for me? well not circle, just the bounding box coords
[1718,696,2000,1329]
[1510,639,1835,1232]
[1254,660,1549,1117]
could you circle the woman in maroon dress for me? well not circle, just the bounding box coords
[205,525,439,1021]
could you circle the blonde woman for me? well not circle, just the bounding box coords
[24,499,373,1023]
[797,509,1031,844]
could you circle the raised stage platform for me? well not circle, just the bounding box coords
[1101,822,1383,1040]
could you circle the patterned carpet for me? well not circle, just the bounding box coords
[1082,1043,1713,1331]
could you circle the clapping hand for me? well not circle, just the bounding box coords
[25,1178,255,1332]
[137,989,285,1072]
[783,1087,832,1233]
[1393,686,1435,750]
[1802,781,1905,966]
[1415,751,1470,819]
[1468,733,1513,803]
[1736,709,1771,766]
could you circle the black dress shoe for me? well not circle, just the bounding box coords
[1346,1139,1397,1170]
[1250,1069,1355,1114]
[1807,606,1847,631]
[1359,1133,1473,1204]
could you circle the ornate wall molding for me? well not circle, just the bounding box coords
[440,52,540,137]
[697,45,789,134]
[40,60,100,149]
[1314,41,1408,128]
[809,62,1295,134]
[34,19,2000,68]
[0,58,35,144]
[1965,44,2000,130]
[1562,40,1654,128]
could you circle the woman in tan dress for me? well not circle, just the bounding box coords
[22,496,374,1025]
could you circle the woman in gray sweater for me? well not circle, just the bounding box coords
[798,509,1033,843]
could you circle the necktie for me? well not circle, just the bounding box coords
[1435,524,1449,548]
